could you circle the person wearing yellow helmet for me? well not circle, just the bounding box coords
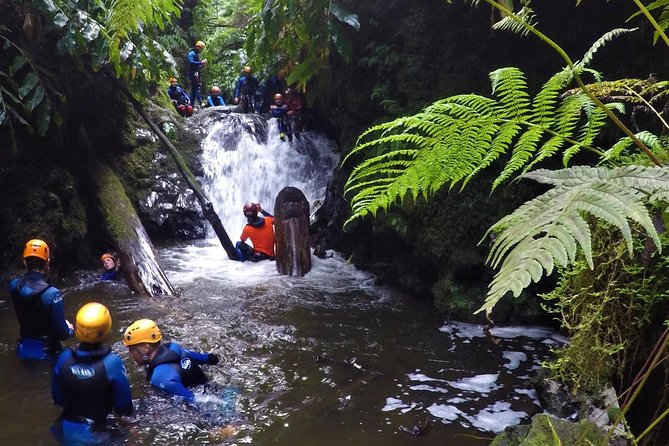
[8,239,74,359]
[123,319,220,403]
[167,76,194,117]
[234,65,259,113]
[187,40,208,108]
[206,85,226,107]
[270,93,292,142]
[51,302,133,444]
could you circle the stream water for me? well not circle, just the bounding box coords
[0,113,563,445]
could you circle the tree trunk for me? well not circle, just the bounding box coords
[94,163,175,296]
[274,187,311,276]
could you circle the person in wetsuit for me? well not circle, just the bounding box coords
[235,202,275,262]
[123,319,220,403]
[233,66,260,113]
[100,252,123,282]
[8,239,74,360]
[206,85,226,107]
[270,93,292,142]
[51,302,133,445]
[187,40,208,108]
[167,76,194,117]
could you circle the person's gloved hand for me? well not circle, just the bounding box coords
[208,353,220,365]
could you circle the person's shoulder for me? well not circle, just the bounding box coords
[42,285,63,302]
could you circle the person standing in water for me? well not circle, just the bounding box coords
[8,239,74,359]
[123,319,220,403]
[100,252,123,282]
[51,302,133,445]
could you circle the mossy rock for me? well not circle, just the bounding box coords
[491,414,605,446]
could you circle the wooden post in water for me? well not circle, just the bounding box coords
[274,187,311,276]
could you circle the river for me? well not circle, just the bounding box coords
[0,112,562,445]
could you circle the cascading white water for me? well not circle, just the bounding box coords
[200,113,340,240]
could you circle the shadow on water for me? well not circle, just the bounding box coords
[0,118,562,445]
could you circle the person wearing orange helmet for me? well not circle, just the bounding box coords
[233,66,259,113]
[270,93,292,142]
[167,76,194,117]
[187,40,208,108]
[206,85,226,107]
[234,202,275,262]
[8,239,74,359]
[100,252,123,281]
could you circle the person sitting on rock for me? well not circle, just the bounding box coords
[206,86,226,107]
[123,319,220,403]
[100,252,123,282]
[235,202,275,262]
[167,77,194,117]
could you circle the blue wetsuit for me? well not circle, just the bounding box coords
[187,48,205,105]
[147,342,215,402]
[51,344,133,445]
[167,85,191,106]
[270,104,291,140]
[207,95,225,107]
[234,75,259,112]
[9,271,74,360]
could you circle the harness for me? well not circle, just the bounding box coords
[147,343,208,388]
[12,277,54,340]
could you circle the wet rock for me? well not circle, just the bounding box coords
[491,414,606,446]
[137,173,206,240]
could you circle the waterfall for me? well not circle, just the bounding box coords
[200,113,339,241]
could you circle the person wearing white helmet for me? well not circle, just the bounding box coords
[206,85,226,107]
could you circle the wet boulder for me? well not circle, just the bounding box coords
[274,187,311,276]
[137,173,206,240]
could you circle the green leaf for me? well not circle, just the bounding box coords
[18,72,38,99]
[25,84,45,111]
[54,12,69,29]
[329,3,360,31]
[35,100,51,136]
[9,55,28,76]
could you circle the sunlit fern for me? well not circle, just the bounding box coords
[479,165,669,317]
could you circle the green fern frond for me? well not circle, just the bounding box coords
[492,6,537,37]
[477,165,669,317]
[578,28,637,68]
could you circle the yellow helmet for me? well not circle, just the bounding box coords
[75,302,112,343]
[23,239,50,261]
[123,319,162,346]
[195,40,205,49]
[243,66,252,73]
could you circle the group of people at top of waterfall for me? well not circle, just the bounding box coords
[166,40,305,141]
[7,239,223,444]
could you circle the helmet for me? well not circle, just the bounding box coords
[243,202,258,219]
[195,40,205,49]
[211,86,221,94]
[274,93,283,101]
[123,319,162,346]
[100,253,115,262]
[23,239,49,261]
[243,66,252,74]
[168,76,177,83]
[75,302,112,343]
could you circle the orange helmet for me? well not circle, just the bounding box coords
[168,76,177,83]
[195,40,205,49]
[23,239,50,261]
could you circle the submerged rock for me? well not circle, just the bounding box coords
[491,414,606,446]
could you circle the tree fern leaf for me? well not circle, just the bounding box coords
[490,67,532,120]
[493,126,544,189]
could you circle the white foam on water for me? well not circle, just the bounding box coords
[427,403,463,421]
[407,373,448,383]
[502,351,527,370]
[440,322,555,340]
[464,401,528,433]
[409,384,449,394]
[447,374,500,394]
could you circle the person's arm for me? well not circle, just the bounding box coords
[45,289,74,340]
[255,203,273,219]
[106,355,133,416]
[150,365,195,402]
[207,96,214,107]
[234,78,243,100]
[187,51,201,70]
[182,348,218,365]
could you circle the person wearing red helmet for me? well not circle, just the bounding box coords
[270,93,292,142]
[8,239,74,359]
[100,252,123,281]
[234,202,275,262]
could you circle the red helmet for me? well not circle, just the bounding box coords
[243,202,258,219]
